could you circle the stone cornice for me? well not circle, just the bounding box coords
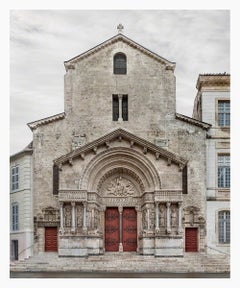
[54,128,187,166]
[175,113,211,130]
[64,33,175,71]
[196,73,230,90]
[27,112,65,130]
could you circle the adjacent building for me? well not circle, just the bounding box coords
[193,73,230,255]
[10,142,33,260]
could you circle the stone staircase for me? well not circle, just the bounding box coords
[10,252,230,273]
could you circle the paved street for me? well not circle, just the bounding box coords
[10,271,230,278]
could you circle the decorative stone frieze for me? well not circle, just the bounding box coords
[58,190,87,202]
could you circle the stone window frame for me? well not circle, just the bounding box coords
[11,202,19,231]
[112,94,128,122]
[11,165,19,191]
[216,209,230,246]
[113,52,127,75]
[215,98,230,128]
[217,153,230,188]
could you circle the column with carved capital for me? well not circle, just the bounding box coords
[135,206,141,252]
[166,202,171,234]
[178,202,182,234]
[147,207,150,230]
[155,202,160,231]
[83,202,87,231]
[91,207,95,229]
[118,94,123,122]
[60,202,64,231]
[118,206,123,252]
[71,202,76,232]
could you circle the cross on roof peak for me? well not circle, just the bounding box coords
[117,24,124,34]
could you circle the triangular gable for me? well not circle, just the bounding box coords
[64,33,175,71]
[54,128,187,167]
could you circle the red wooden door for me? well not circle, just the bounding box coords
[105,208,120,252]
[122,208,137,252]
[185,228,198,252]
[45,227,58,252]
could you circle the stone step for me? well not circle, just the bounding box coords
[10,252,230,273]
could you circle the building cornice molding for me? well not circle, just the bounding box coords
[175,113,211,130]
[27,112,65,130]
[54,128,187,167]
[196,74,230,90]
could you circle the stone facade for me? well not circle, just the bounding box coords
[12,33,230,263]
[193,74,230,255]
[10,143,33,260]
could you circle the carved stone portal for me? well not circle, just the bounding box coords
[106,176,136,197]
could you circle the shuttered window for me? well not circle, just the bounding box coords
[114,53,127,74]
[12,203,19,231]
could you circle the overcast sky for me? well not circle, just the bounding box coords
[10,10,230,155]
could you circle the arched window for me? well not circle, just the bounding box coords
[114,53,127,74]
[218,210,230,244]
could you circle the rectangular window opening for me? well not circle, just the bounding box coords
[122,95,128,121]
[12,203,19,231]
[218,211,230,244]
[112,95,119,121]
[218,101,230,126]
[11,166,19,191]
[218,155,230,188]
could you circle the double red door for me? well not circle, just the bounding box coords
[45,227,58,252]
[105,207,137,252]
[185,228,198,252]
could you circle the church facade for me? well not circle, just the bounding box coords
[11,31,230,260]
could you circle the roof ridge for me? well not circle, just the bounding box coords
[64,33,175,71]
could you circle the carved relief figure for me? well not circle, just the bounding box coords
[94,209,100,229]
[107,176,135,197]
[171,207,177,227]
[149,208,155,230]
[76,204,83,228]
[142,209,148,230]
[64,206,72,227]
[159,206,165,227]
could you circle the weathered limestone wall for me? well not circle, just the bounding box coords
[64,40,176,143]
[31,39,208,254]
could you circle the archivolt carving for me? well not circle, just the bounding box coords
[79,147,161,192]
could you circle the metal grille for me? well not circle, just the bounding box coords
[218,211,230,244]
[114,53,127,74]
[218,155,230,188]
[218,101,230,126]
